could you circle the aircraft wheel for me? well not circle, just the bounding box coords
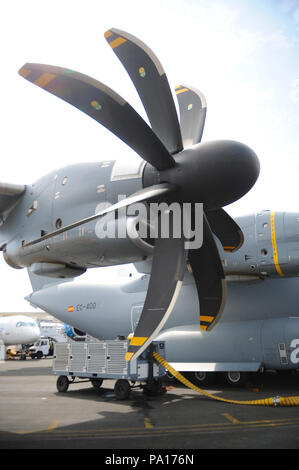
[224,371,248,387]
[114,379,131,400]
[91,378,104,391]
[189,371,216,387]
[166,371,176,382]
[56,375,69,393]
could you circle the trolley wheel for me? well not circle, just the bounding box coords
[114,379,131,400]
[56,375,69,393]
[91,378,104,391]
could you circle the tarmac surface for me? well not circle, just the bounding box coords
[1,357,299,451]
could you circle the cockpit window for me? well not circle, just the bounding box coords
[16,321,36,328]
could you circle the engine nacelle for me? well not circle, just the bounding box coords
[225,211,299,278]
[63,324,87,340]
[29,263,86,279]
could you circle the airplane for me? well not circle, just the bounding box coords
[0,315,40,347]
[0,28,260,361]
[26,210,299,386]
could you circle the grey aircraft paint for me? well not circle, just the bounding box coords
[25,208,299,371]
[27,269,299,372]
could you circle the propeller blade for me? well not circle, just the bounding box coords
[105,28,183,155]
[125,235,187,362]
[22,183,173,248]
[188,213,226,331]
[175,85,207,148]
[206,208,244,252]
[19,63,175,171]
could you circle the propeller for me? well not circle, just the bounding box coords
[19,28,260,361]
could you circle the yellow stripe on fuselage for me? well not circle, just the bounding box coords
[270,211,284,277]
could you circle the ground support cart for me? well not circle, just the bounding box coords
[53,340,166,399]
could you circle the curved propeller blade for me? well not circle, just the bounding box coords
[19,63,175,171]
[206,208,244,252]
[175,84,207,148]
[105,28,183,155]
[125,235,187,362]
[22,183,174,248]
[188,213,226,331]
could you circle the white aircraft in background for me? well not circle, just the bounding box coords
[0,315,40,346]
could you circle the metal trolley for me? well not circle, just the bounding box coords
[53,340,166,399]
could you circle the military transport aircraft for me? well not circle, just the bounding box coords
[26,210,299,385]
[0,28,260,361]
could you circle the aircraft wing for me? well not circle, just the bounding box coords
[0,182,25,224]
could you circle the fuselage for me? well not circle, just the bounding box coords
[27,272,299,341]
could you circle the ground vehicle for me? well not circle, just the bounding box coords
[29,337,53,359]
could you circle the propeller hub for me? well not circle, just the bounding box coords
[143,140,260,210]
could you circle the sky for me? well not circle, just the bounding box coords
[0,0,299,312]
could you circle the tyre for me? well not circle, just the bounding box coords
[91,378,104,391]
[166,371,176,382]
[224,371,249,387]
[56,375,69,393]
[189,371,217,387]
[114,379,131,400]
[36,351,43,360]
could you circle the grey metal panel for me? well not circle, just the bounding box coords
[53,343,69,372]
[87,342,106,373]
[0,182,25,197]
[157,321,264,367]
[107,341,128,375]
[110,157,145,181]
[260,318,299,369]
[69,342,87,372]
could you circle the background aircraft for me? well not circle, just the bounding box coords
[0,28,259,361]
[0,315,40,346]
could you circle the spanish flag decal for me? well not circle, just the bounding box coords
[67,306,74,313]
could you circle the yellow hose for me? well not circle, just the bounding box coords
[153,351,299,407]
